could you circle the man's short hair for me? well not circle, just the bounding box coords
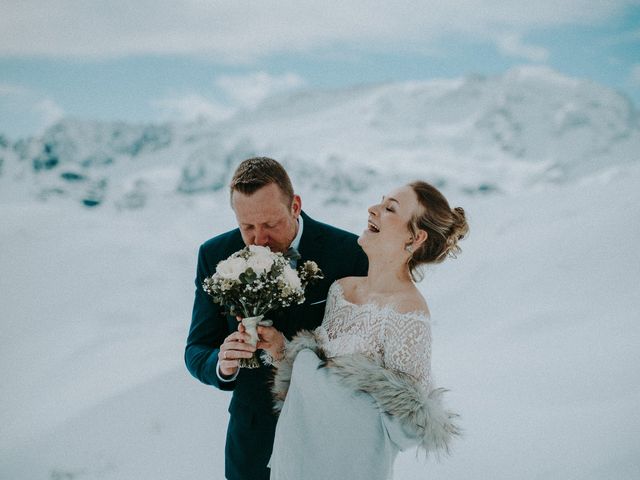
[230,157,294,205]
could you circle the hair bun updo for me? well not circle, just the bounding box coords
[443,206,469,260]
[407,182,469,281]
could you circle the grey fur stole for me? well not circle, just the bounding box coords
[271,330,461,456]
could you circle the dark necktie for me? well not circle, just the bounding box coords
[284,247,301,267]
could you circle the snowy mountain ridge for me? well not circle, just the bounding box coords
[0,66,638,208]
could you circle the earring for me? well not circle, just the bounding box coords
[405,244,413,253]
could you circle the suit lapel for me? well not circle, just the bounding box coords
[271,212,329,335]
[297,211,325,266]
[297,211,329,302]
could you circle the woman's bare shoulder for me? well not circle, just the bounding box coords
[336,275,364,291]
[393,288,430,317]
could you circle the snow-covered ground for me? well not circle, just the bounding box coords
[2,164,639,479]
[1,67,639,479]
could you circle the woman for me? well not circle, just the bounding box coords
[268,181,468,480]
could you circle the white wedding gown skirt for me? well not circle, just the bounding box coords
[269,349,399,480]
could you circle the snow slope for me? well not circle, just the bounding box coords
[2,166,639,479]
[1,67,639,479]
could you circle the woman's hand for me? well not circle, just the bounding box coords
[256,325,286,362]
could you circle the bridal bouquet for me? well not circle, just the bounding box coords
[203,245,323,368]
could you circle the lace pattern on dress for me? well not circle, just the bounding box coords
[314,281,432,390]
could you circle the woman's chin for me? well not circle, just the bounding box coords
[357,233,366,248]
[357,230,374,249]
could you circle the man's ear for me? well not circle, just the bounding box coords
[291,194,302,217]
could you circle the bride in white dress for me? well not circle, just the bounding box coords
[267,181,468,480]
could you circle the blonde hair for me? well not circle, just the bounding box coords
[407,181,469,281]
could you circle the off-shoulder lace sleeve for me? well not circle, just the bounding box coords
[383,312,432,390]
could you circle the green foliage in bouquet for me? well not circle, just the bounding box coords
[202,245,323,368]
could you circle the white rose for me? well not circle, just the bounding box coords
[248,245,272,256]
[247,254,274,275]
[283,265,302,290]
[216,256,248,281]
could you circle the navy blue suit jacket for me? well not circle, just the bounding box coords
[185,211,368,480]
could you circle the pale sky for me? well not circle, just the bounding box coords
[1,0,638,138]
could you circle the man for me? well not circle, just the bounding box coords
[185,157,368,480]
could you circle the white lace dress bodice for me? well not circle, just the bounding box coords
[314,281,432,390]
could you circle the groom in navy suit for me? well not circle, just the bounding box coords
[185,157,368,480]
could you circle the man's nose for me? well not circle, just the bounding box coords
[254,228,269,246]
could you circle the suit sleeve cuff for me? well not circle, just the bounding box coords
[216,360,239,382]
